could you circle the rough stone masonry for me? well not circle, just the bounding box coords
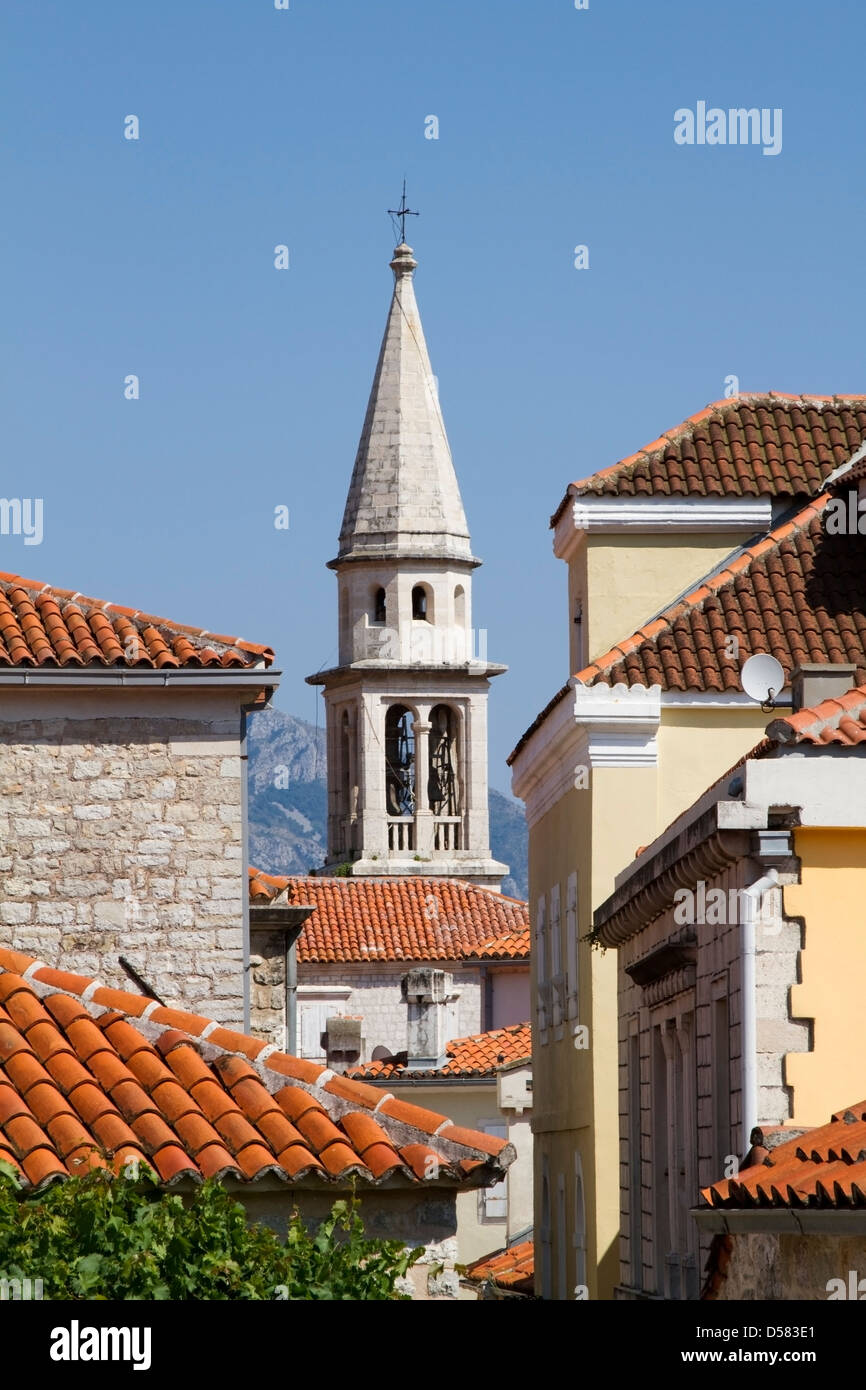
[0,690,248,1026]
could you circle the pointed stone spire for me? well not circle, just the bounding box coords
[337,243,473,564]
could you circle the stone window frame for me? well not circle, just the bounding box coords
[649,991,699,1301]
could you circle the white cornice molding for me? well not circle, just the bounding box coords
[511,684,585,825]
[553,494,772,558]
[578,681,660,771]
[511,681,662,826]
[573,680,661,725]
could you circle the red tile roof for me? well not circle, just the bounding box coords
[553,393,866,515]
[249,867,294,903]
[575,495,866,691]
[0,572,274,668]
[465,929,530,961]
[510,491,866,762]
[0,948,513,1192]
[466,1239,534,1293]
[247,870,529,963]
[702,1101,866,1209]
[766,683,866,746]
[349,1023,532,1081]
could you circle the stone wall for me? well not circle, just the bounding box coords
[0,688,247,1025]
[249,926,287,1047]
[238,1184,462,1300]
[294,960,484,1062]
[718,1233,866,1300]
[617,860,808,1297]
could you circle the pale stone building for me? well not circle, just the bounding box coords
[699,1098,866,1301]
[0,575,277,1028]
[349,1021,533,1274]
[593,670,866,1299]
[306,240,508,890]
[247,867,529,1061]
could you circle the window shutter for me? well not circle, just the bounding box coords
[566,871,579,1019]
[481,1123,508,1218]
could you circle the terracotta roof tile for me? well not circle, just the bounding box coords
[248,870,528,962]
[0,572,273,669]
[766,683,866,746]
[466,1238,535,1293]
[573,496,866,692]
[554,394,866,510]
[464,930,530,961]
[702,1102,866,1209]
[0,946,514,1192]
[350,1022,532,1080]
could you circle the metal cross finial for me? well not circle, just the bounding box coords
[388,179,419,243]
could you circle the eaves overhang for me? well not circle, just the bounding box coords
[307,661,506,686]
[693,1207,866,1236]
[0,667,280,690]
[552,494,773,560]
[592,805,765,949]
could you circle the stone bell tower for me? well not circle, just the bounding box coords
[306,239,508,890]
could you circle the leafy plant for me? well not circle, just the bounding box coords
[0,1162,420,1301]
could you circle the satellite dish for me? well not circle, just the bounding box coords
[741,653,785,711]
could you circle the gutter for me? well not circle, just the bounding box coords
[693,1207,866,1236]
[353,1076,497,1088]
[0,668,280,687]
[287,941,297,1057]
[248,905,314,1055]
[240,700,255,1033]
[741,868,779,1156]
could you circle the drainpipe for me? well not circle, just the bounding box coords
[240,699,261,1035]
[741,868,779,1157]
[286,937,298,1055]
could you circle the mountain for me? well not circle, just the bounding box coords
[247,707,527,899]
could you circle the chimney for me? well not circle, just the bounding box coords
[403,968,453,1070]
[790,664,857,714]
[325,1015,364,1070]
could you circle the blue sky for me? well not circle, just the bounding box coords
[2,0,864,786]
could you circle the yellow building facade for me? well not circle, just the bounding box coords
[509,393,866,1298]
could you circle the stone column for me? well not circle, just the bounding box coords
[347,704,359,852]
[412,717,433,855]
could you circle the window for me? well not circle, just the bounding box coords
[454,584,466,627]
[373,587,386,624]
[535,895,549,1036]
[412,585,429,621]
[557,1174,567,1299]
[337,710,351,852]
[297,987,352,1060]
[627,1028,642,1291]
[573,1155,587,1294]
[566,872,579,1020]
[651,1022,670,1294]
[339,589,350,651]
[652,1009,698,1300]
[712,985,731,1174]
[550,884,563,1029]
[479,1122,508,1220]
[540,1161,552,1300]
[428,704,460,816]
[385,705,415,816]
